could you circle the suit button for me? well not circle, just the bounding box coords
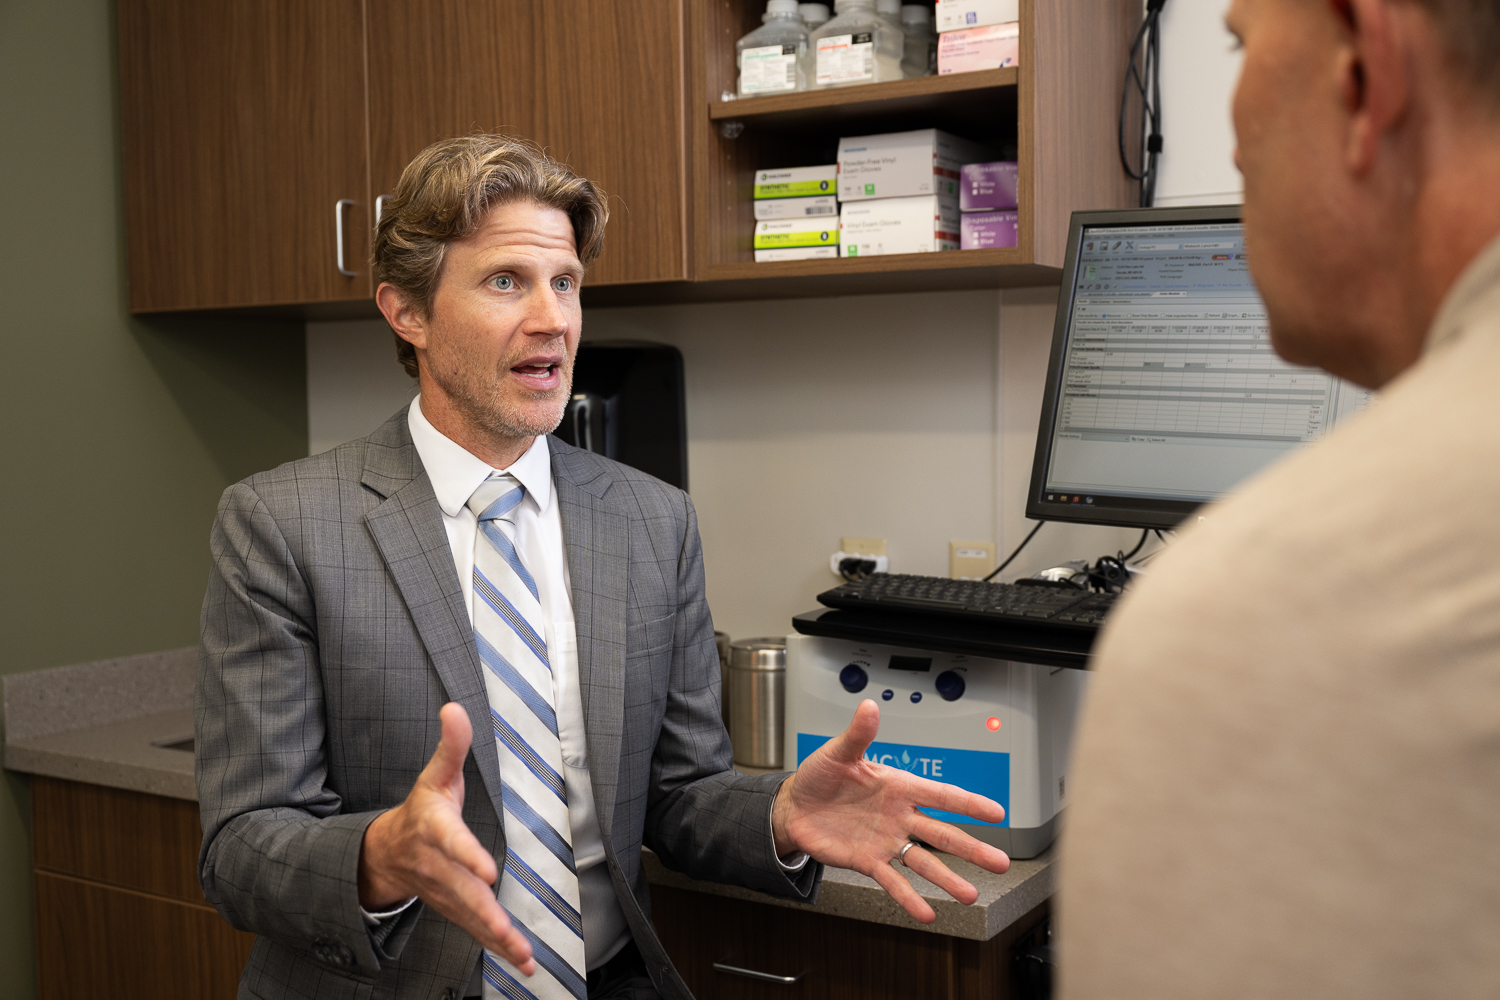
[440,989,457,1000]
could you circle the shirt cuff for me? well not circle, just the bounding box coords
[360,896,419,927]
[768,794,809,872]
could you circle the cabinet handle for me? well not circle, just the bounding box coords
[712,962,805,985]
[335,198,356,277]
[375,194,391,227]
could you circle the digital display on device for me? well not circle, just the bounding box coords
[888,656,933,672]
[1028,207,1374,529]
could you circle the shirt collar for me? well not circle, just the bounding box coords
[406,396,554,517]
[1425,229,1500,354]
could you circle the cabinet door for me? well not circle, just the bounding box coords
[119,0,370,311]
[366,1,541,212]
[367,1,688,289]
[534,1,688,285]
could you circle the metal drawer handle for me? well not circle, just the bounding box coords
[712,961,805,985]
[335,198,356,277]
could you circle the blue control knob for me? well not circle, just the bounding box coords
[935,670,966,702]
[910,691,922,703]
[839,664,868,693]
[881,688,894,701]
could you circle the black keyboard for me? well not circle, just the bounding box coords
[817,574,1117,632]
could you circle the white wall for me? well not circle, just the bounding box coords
[303,13,1244,638]
[1154,0,1244,206]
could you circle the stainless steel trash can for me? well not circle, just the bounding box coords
[728,638,786,769]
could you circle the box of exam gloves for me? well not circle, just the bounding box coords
[753,164,838,200]
[753,194,839,221]
[840,196,961,256]
[939,21,1019,74]
[960,161,1018,212]
[837,129,988,203]
[935,0,1018,32]
[753,218,839,262]
[961,210,1018,249]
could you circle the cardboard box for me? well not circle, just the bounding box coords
[836,129,987,203]
[753,194,840,221]
[960,161,1018,212]
[753,218,840,250]
[960,210,1019,249]
[938,21,1019,75]
[753,164,838,200]
[754,246,839,262]
[935,0,1019,32]
[840,196,961,256]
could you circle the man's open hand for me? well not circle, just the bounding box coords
[771,698,1011,923]
[359,703,535,975]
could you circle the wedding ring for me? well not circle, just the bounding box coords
[898,841,917,867]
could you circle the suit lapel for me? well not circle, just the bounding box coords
[360,414,506,820]
[551,438,629,842]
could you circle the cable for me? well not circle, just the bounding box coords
[1119,0,1168,206]
[1120,528,1149,561]
[983,520,1045,583]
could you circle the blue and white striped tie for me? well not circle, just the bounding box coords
[467,474,587,1000]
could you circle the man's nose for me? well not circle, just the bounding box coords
[523,285,569,336]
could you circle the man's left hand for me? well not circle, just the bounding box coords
[771,698,1011,923]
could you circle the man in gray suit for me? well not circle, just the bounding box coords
[197,135,1009,1000]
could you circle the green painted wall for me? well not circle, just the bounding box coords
[0,0,308,994]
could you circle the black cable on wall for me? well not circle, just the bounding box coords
[1120,0,1168,206]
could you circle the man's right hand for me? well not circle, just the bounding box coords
[359,702,535,976]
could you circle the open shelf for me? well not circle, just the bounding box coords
[709,67,1018,124]
[683,0,1140,299]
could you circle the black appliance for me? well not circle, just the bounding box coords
[555,341,688,491]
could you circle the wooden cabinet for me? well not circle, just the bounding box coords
[119,0,1136,311]
[31,777,254,1000]
[650,884,1048,1000]
[120,1,689,313]
[119,0,371,311]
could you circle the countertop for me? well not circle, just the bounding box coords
[4,648,1054,941]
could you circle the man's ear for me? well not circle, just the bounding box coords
[1339,0,1410,174]
[376,282,429,351]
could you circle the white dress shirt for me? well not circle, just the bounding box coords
[408,397,630,975]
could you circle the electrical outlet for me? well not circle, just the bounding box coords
[950,540,996,580]
[840,536,887,557]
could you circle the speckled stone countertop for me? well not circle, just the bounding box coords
[3,647,198,800]
[643,844,1053,942]
[3,648,1055,939]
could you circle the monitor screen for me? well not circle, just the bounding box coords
[1027,206,1373,529]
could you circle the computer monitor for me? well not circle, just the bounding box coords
[1027,205,1373,530]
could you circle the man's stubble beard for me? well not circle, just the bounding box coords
[431,343,577,442]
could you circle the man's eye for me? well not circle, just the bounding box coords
[492,276,514,290]
[554,277,574,293]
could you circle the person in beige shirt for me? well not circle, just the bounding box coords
[1059,1,1500,997]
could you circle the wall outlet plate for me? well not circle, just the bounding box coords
[949,540,996,580]
[840,536,887,556]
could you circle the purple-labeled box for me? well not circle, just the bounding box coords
[961,210,1018,250]
[960,161,1019,212]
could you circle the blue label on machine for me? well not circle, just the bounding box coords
[796,734,1009,827]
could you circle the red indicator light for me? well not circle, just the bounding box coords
[985,717,1002,732]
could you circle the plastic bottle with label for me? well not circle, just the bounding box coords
[875,0,903,35]
[900,4,936,78]
[736,0,809,98]
[807,0,904,90]
[798,3,831,31]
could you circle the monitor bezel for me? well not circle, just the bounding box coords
[1025,204,1246,531]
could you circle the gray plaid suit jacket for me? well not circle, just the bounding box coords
[196,411,821,1000]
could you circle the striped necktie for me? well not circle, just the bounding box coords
[467,473,586,1000]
